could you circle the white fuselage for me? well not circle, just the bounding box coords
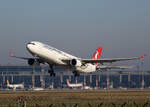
[32,87,44,91]
[66,80,83,88]
[26,41,96,73]
[8,84,24,90]
[67,83,83,88]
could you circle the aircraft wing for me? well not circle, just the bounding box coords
[9,52,45,63]
[97,65,133,69]
[9,52,31,60]
[81,54,146,64]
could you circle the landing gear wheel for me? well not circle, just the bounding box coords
[49,70,56,77]
[73,71,80,77]
[53,72,56,77]
[48,65,56,77]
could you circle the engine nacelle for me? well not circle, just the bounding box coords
[70,59,82,67]
[28,58,40,66]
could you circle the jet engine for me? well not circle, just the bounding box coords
[70,59,82,67]
[28,58,40,66]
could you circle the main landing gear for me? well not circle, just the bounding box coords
[48,65,56,77]
[73,71,80,77]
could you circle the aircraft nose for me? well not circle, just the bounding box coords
[26,44,30,50]
[26,42,36,51]
[26,43,32,51]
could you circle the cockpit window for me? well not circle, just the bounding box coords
[28,42,35,45]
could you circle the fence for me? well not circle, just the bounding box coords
[5,96,150,107]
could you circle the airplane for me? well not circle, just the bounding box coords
[31,87,44,91]
[66,79,92,89]
[6,80,24,90]
[10,41,146,77]
[66,79,83,88]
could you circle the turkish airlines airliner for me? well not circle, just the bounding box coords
[7,80,24,90]
[10,41,146,77]
[66,79,83,88]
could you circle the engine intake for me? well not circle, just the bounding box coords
[70,59,82,67]
[28,58,40,66]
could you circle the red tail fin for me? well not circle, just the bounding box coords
[92,46,103,65]
[66,79,70,86]
[6,80,10,87]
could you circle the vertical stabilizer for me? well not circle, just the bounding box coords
[92,46,103,65]
[66,79,70,87]
[6,80,10,87]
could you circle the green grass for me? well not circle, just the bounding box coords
[0,90,150,107]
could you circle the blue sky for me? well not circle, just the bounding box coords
[0,0,149,70]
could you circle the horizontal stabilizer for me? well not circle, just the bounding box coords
[82,54,147,64]
[98,65,133,69]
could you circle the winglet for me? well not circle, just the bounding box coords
[140,54,147,58]
[9,52,14,57]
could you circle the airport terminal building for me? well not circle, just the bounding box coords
[0,65,150,90]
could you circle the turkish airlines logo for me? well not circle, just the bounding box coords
[94,51,99,59]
